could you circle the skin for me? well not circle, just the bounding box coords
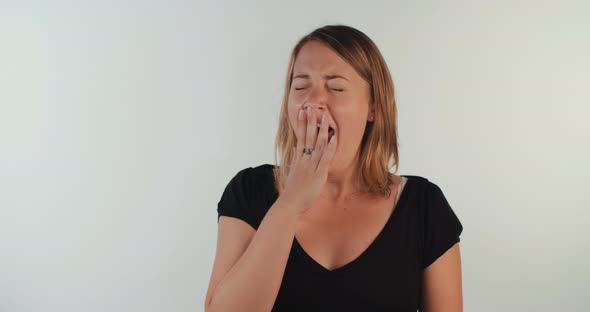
[205,40,462,312]
[287,40,463,311]
[421,243,463,312]
[287,40,375,204]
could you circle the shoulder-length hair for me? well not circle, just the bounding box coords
[273,24,400,199]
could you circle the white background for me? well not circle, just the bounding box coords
[1,0,589,311]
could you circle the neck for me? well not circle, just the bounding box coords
[320,157,362,203]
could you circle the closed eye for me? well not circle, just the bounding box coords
[294,87,344,92]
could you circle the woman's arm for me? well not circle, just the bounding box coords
[205,197,300,312]
[420,243,463,312]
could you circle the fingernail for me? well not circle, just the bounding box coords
[298,109,304,120]
[306,107,311,116]
[321,113,326,125]
[330,134,336,144]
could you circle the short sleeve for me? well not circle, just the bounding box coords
[216,167,258,230]
[421,181,464,270]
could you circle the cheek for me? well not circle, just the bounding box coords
[332,97,369,125]
[287,96,304,121]
[287,105,299,127]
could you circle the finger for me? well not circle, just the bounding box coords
[294,108,306,162]
[311,112,328,165]
[304,107,316,156]
[316,132,337,173]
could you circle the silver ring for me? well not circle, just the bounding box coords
[303,147,313,155]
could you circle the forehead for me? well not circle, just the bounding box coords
[293,41,352,74]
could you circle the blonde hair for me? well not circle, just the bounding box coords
[273,25,400,199]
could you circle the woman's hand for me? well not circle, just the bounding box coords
[280,106,338,216]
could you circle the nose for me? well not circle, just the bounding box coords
[302,103,327,123]
[302,85,328,112]
[302,101,326,115]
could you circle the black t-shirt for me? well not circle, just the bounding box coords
[217,164,463,312]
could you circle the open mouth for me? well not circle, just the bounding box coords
[317,125,336,141]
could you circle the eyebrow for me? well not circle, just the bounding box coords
[292,74,349,81]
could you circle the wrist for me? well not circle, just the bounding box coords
[274,194,305,219]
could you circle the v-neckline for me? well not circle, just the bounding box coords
[292,176,412,275]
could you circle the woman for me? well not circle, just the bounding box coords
[205,25,463,312]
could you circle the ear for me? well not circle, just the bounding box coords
[367,101,375,122]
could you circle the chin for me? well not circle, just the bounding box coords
[327,157,338,171]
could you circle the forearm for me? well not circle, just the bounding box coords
[206,197,300,312]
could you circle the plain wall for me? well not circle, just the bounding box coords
[1,0,589,311]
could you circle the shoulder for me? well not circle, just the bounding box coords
[399,174,457,220]
[409,176,463,269]
[233,164,277,194]
[400,174,432,194]
[401,174,445,194]
[217,163,278,230]
[250,163,277,180]
[226,163,276,187]
[221,164,278,204]
[401,174,428,184]
[404,174,462,233]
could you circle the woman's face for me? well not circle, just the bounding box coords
[288,40,373,169]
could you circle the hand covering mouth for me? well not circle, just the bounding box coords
[316,123,336,141]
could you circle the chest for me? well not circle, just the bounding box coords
[293,191,398,272]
